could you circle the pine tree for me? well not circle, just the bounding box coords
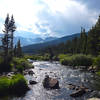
[88,16,100,56]
[71,37,79,54]
[2,14,10,56]
[14,45,17,57]
[65,40,73,54]
[9,15,16,56]
[16,39,22,57]
[2,14,11,65]
[80,28,87,54]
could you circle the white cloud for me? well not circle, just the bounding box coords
[0,0,99,37]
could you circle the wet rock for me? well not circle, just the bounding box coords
[88,66,97,73]
[90,91,100,98]
[70,88,86,97]
[29,80,37,85]
[23,71,28,75]
[7,73,12,77]
[27,59,33,63]
[50,71,53,73]
[75,86,80,90]
[10,72,14,74]
[68,84,76,90]
[39,68,42,70]
[7,72,14,77]
[69,84,91,97]
[43,75,60,89]
[87,98,100,100]
[28,70,34,75]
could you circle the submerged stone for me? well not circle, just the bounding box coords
[70,88,86,97]
[29,80,37,85]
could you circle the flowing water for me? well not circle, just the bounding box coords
[1,61,100,100]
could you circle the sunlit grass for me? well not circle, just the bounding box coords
[0,74,29,97]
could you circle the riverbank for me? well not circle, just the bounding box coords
[1,54,100,99]
[59,54,100,74]
[0,74,29,97]
[0,61,100,100]
[0,57,34,97]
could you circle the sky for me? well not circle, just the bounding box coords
[0,0,100,38]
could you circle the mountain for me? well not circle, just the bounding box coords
[13,37,43,46]
[22,33,81,54]
[14,37,57,46]
[44,37,57,42]
[0,34,3,45]
[0,33,57,46]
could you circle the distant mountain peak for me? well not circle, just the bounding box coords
[22,33,81,54]
[0,33,58,46]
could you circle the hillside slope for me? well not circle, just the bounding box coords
[22,33,80,54]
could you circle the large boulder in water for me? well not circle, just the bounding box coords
[43,75,60,89]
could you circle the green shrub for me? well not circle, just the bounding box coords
[93,55,100,69]
[60,57,71,65]
[10,74,29,95]
[16,65,24,73]
[0,77,10,96]
[24,55,43,60]
[58,54,71,60]
[96,71,100,76]
[53,56,59,61]
[60,54,93,67]
[71,54,93,67]
[12,57,26,65]
[12,57,34,72]
[0,74,29,97]
[24,54,58,61]
[42,54,50,61]
[0,56,12,73]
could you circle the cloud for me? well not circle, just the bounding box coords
[75,0,100,11]
[36,0,99,36]
[0,0,99,37]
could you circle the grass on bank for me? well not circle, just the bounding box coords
[59,54,100,75]
[59,54,93,68]
[0,56,13,73]
[11,57,34,73]
[24,54,58,61]
[0,74,29,97]
[0,56,34,73]
[93,55,100,69]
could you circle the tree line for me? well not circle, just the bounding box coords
[0,14,22,71]
[41,15,100,57]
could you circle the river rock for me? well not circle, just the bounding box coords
[28,70,34,75]
[29,80,37,85]
[39,68,43,70]
[23,71,28,75]
[87,98,100,100]
[50,71,53,73]
[7,72,14,78]
[68,84,76,90]
[69,84,90,97]
[70,88,86,97]
[43,75,60,89]
[27,59,33,63]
